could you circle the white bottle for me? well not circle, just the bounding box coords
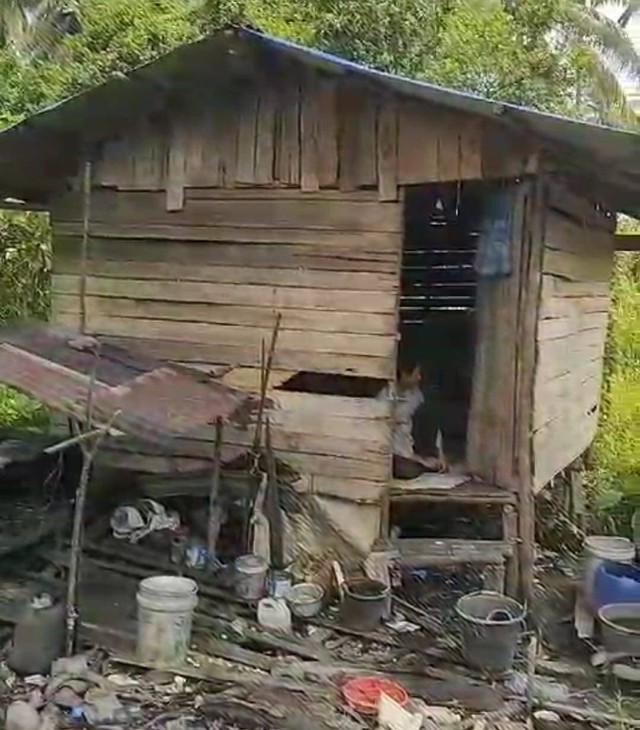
[257,598,292,633]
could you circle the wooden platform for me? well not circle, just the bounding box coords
[396,538,513,568]
[390,476,516,505]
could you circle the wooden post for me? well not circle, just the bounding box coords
[265,418,284,570]
[66,345,101,655]
[207,417,224,568]
[80,160,92,335]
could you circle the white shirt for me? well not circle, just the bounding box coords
[377,384,424,459]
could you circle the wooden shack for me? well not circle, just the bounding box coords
[0,27,637,596]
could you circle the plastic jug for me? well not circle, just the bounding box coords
[257,598,292,633]
[8,594,65,675]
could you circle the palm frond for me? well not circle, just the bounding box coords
[1,0,78,58]
[579,46,639,125]
[562,3,640,79]
[618,2,640,27]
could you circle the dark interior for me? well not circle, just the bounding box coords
[400,182,485,467]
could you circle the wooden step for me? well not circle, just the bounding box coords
[390,477,516,505]
[396,538,512,568]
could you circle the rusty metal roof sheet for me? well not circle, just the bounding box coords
[0,326,256,447]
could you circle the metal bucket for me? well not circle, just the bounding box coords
[455,591,525,673]
[341,579,390,631]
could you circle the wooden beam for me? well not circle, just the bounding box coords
[614,232,640,251]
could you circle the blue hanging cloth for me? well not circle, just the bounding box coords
[475,186,515,279]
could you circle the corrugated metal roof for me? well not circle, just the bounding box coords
[0,26,638,213]
[0,326,257,450]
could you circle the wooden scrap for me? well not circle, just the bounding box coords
[201,636,274,672]
[243,629,332,663]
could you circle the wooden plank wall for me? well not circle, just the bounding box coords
[51,188,401,379]
[532,182,616,491]
[47,68,537,552]
[88,73,532,204]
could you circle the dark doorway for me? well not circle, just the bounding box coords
[400,182,485,468]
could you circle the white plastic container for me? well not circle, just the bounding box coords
[234,554,268,601]
[136,576,198,666]
[257,598,292,633]
[584,536,635,608]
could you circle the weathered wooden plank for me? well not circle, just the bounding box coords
[94,117,166,190]
[80,315,395,359]
[459,116,483,180]
[480,121,537,180]
[338,86,377,190]
[275,79,301,186]
[316,80,339,188]
[312,477,385,502]
[435,111,462,182]
[300,77,321,193]
[269,390,390,419]
[254,86,276,185]
[52,296,397,336]
[148,427,390,466]
[533,409,599,490]
[377,100,398,202]
[546,180,615,233]
[52,275,397,314]
[187,189,381,202]
[539,295,610,320]
[98,336,394,378]
[615,233,640,251]
[537,312,609,341]
[214,95,238,188]
[543,248,613,283]
[53,190,403,233]
[534,370,603,430]
[544,210,615,256]
[166,113,187,211]
[541,275,610,299]
[235,88,259,184]
[536,329,607,381]
[53,257,397,292]
[54,221,402,250]
[53,235,399,274]
[397,101,437,185]
[181,102,222,188]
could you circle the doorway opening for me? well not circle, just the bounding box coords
[400,182,485,472]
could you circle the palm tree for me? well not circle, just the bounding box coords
[0,0,81,58]
[555,1,640,122]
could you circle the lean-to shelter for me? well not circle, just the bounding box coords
[0,26,638,596]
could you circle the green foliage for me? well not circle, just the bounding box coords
[0,0,200,127]
[588,251,640,529]
[0,211,50,324]
[0,210,52,431]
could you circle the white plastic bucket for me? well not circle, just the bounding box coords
[234,554,268,601]
[584,536,635,608]
[136,576,198,666]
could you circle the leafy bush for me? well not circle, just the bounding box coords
[0,210,52,430]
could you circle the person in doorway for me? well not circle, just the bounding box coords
[378,354,447,479]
